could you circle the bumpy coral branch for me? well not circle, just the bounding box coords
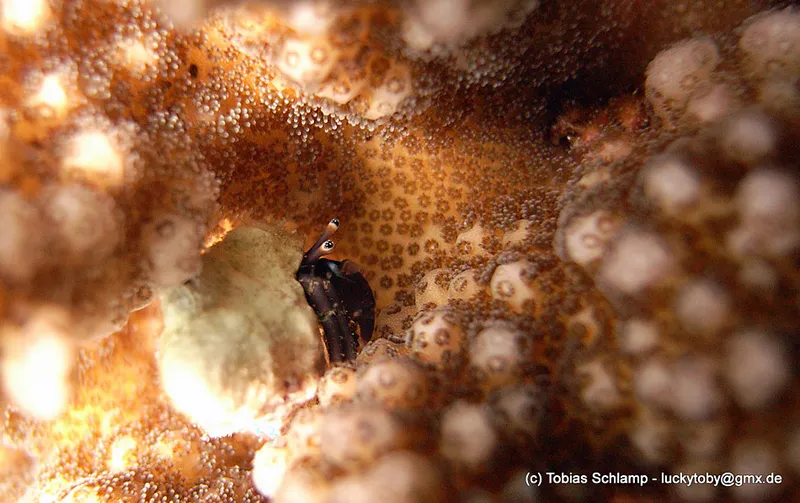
[0,1,798,503]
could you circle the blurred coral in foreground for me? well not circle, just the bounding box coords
[0,0,797,502]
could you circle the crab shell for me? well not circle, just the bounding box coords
[157,225,326,438]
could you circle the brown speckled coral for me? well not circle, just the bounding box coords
[0,1,798,502]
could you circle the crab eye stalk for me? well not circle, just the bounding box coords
[302,219,340,265]
[303,238,335,264]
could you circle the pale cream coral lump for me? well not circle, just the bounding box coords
[157,225,324,437]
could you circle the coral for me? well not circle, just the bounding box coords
[730,166,800,256]
[316,364,358,407]
[725,329,790,410]
[488,384,543,443]
[640,153,703,216]
[553,7,799,499]
[439,401,499,474]
[645,37,721,127]
[355,357,430,409]
[251,443,289,498]
[142,214,205,288]
[319,404,410,470]
[328,450,447,503]
[0,190,47,284]
[468,324,533,395]
[597,228,678,297]
[0,307,73,420]
[0,1,797,503]
[406,306,465,369]
[489,259,539,313]
[739,8,800,110]
[158,226,324,437]
[1,306,268,502]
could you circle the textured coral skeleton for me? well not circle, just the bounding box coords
[0,0,798,502]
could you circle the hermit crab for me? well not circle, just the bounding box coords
[156,220,374,437]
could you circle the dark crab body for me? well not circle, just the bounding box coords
[296,219,375,363]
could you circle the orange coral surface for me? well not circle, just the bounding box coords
[0,1,798,502]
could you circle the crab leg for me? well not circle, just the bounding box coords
[300,275,357,362]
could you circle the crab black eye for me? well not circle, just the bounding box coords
[322,240,334,251]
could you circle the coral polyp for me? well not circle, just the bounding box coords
[0,1,797,502]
